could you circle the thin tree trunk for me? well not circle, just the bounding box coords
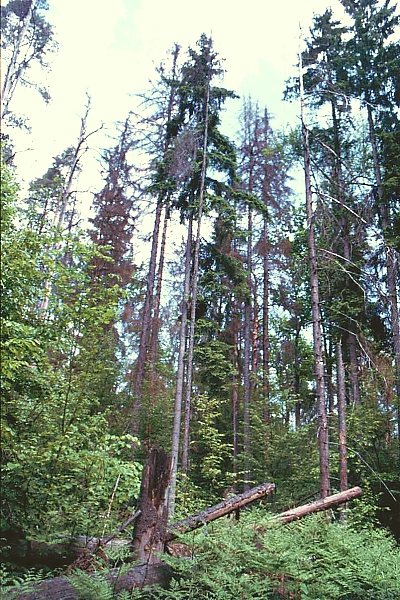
[367,105,400,443]
[132,46,180,432]
[39,98,96,314]
[132,198,163,434]
[294,327,301,430]
[243,203,253,491]
[262,216,271,424]
[299,51,330,499]
[251,277,259,381]
[166,482,275,539]
[1,1,35,119]
[168,215,193,518]
[336,341,348,524]
[274,487,362,524]
[181,77,211,476]
[149,204,170,363]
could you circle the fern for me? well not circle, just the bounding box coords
[68,570,115,600]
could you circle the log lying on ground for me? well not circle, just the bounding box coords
[10,562,172,600]
[8,485,362,599]
[273,486,362,524]
[166,481,276,541]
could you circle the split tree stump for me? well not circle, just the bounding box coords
[132,446,171,563]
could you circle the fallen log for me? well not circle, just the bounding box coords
[273,486,362,524]
[166,481,276,541]
[8,562,172,600]
[8,485,362,598]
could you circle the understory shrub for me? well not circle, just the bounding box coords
[143,511,400,599]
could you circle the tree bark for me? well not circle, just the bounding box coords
[262,216,271,423]
[168,215,193,517]
[132,45,180,432]
[274,487,362,524]
[10,563,172,600]
[132,447,171,563]
[366,105,400,442]
[299,52,330,499]
[166,482,275,540]
[8,484,363,599]
[149,203,170,363]
[181,75,210,476]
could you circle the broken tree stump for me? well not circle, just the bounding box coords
[274,486,362,524]
[132,446,171,563]
[8,485,363,598]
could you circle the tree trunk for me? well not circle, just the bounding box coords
[262,216,271,423]
[166,482,275,540]
[132,198,163,434]
[273,486,362,524]
[39,98,97,314]
[231,328,240,481]
[299,52,330,499]
[294,327,301,430]
[181,76,210,476]
[149,203,170,364]
[10,563,172,600]
[133,46,180,432]
[243,204,253,490]
[366,105,400,443]
[1,0,35,119]
[168,215,193,518]
[132,447,171,563]
[336,341,348,522]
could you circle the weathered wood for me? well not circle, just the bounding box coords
[166,482,276,541]
[8,485,363,598]
[132,447,171,563]
[274,487,362,524]
[9,562,172,600]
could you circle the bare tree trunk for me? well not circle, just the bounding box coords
[1,0,35,119]
[262,216,271,424]
[243,204,253,490]
[274,487,362,524]
[168,215,193,518]
[299,52,330,499]
[336,341,348,522]
[39,97,98,314]
[133,46,180,432]
[251,277,259,382]
[367,105,400,443]
[181,78,210,476]
[149,204,170,363]
[294,327,301,430]
[132,198,163,434]
[231,309,240,481]
[166,482,275,539]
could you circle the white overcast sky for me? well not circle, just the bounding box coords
[4,0,350,187]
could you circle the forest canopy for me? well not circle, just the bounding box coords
[1,0,399,598]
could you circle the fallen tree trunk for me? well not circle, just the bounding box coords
[8,485,362,599]
[166,481,276,541]
[274,487,362,524]
[10,562,172,600]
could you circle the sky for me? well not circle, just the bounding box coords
[3,0,348,189]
